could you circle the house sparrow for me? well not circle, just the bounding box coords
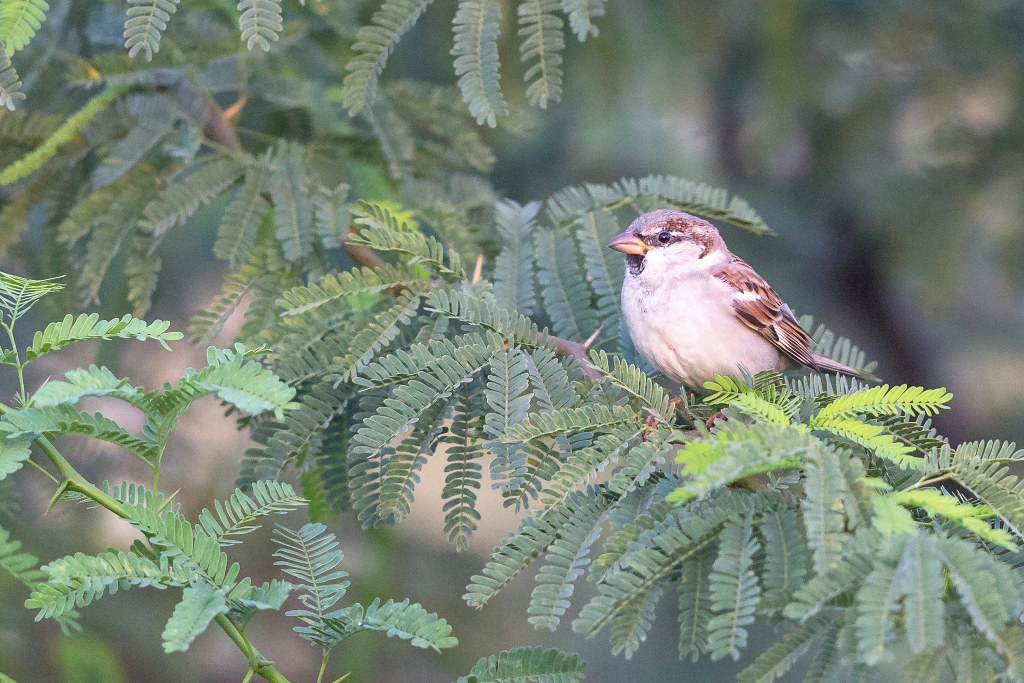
[609,209,862,388]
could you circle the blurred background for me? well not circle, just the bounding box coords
[3,1,1024,681]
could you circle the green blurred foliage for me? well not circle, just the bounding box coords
[56,634,127,683]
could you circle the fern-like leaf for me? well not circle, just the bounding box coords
[758,508,809,610]
[677,545,714,662]
[534,226,600,341]
[0,270,64,324]
[814,384,952,420]
[0,525,45,585]
[342,0,434,114]
[0,0,48,54]
[0,45,24,111]
[188,247,284,344]
[124,0,180,60]
[323,597,458,651]
[574,492,776,641]
[607,582,662,659]
[452,0,508,127]
[528,490,610,631]
[197,481,305,546]
[350,202,465,279]
[270,141,314,262]
[332,292,423,384]
[457,646,586,683]
[161,581,227,652]
[483,346,532,492]
[934,454,1024,546]
[350,342,492,526]
[277,265,428,316]
[214,163,270,266]
[139,155,244,236]
[272,523,350,647]
[237,0,282,50]
[0,404,155,458]
[186,344,297,418]
[426,288,543,346]
[572,209,622,336]
[517,0,564,108]
[589,350,672,424]
[502,404,636,443]
[492,199,538,315]
[812,413,919,469]
[896,532,944,655]
[441,384,485,549]
[801,446,849,575]
[26,549,172,619]
[707,514,761,661]
[669,422,814,504]
[31,365,141,406]
[0,433,31,480]
[561,0,604,41]
[464,494,594,608]
[853,542,902,665]
[736,619,820,683]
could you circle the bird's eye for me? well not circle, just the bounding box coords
[657,231,672,245]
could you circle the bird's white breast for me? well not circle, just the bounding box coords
[620,259,781,388]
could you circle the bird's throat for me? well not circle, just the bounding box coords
[626,254,645,275]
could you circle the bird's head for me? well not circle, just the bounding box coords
[608,209,727,277]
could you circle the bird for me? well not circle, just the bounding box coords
[608,209,863,389]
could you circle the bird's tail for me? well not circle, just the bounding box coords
[809,352,867,380]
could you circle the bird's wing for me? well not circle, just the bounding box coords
[713,255,820,370]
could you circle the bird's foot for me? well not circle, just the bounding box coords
[705,411,726,430]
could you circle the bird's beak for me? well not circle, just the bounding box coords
[608,231,648,256]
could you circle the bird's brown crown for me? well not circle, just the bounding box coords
[626,209,725,258]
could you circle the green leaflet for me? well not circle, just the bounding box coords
[0,435,31,480]
[161,582,227,653]
[517,0,564,108]
[0,45,24,110]
[124,0,181,60]
[342,0,435,114]
[452,0,508,127]
[457,646,585,683]
[31,365,139,406]
[237,0,282,50]
[707,514,761,661]
[0,0,49,54]
[492,199,539,314]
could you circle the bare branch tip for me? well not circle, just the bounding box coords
[583,325,603,350]
[471,250,484,285]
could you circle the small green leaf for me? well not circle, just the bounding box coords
[162,582,228,653]
[0,435,31,480]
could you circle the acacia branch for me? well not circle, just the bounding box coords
[342,226,603,380]
[0,402,293,683]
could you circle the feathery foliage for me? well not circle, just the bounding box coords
[518,0,565,109]
[0,45,25,110]
[458,646,586,683]
[124,0,180,60]
[452,0,507,127]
